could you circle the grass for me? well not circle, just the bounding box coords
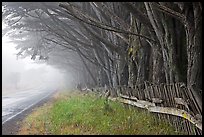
[18,90,187,135]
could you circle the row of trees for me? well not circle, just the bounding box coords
[2,2,202,109]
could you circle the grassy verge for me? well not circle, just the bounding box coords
[18,90,186,135]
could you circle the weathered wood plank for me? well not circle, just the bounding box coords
[119,94,138,101]
[147,106,202,130]
[92,83,202,133]
[109,97,202,131]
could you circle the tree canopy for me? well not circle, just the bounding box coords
[2,2,202,110]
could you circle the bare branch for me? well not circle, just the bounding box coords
[152,2,185,23]
[59,3,158,44]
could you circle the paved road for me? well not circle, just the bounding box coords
[2,87,56,125]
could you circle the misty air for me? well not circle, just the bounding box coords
[2,2,202,135]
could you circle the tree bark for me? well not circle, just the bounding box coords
[184,3,202,112]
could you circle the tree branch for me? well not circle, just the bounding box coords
[152,2,185,23]
[59,3,158,44]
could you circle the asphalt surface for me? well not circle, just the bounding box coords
[2,87,57,135]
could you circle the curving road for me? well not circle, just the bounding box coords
[2,87,56,125]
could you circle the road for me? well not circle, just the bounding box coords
[2,87,56,125]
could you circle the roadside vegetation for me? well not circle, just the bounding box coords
[18,90,186,135]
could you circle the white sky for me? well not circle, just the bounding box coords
[2,22,52,70]
[2,33,46,74]
[2,22,68,92]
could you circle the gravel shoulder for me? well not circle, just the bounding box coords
[2,91,57,135]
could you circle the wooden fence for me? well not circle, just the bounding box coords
[89,82,202,135]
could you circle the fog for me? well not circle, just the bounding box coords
[2,30,73,95]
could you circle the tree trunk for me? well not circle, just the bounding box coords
[128,13,138,87]
[76,48,97,85]
[184,3,202,112]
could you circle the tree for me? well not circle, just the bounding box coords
[2,2,202,109]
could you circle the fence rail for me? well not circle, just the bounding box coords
[88,82,202,135]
